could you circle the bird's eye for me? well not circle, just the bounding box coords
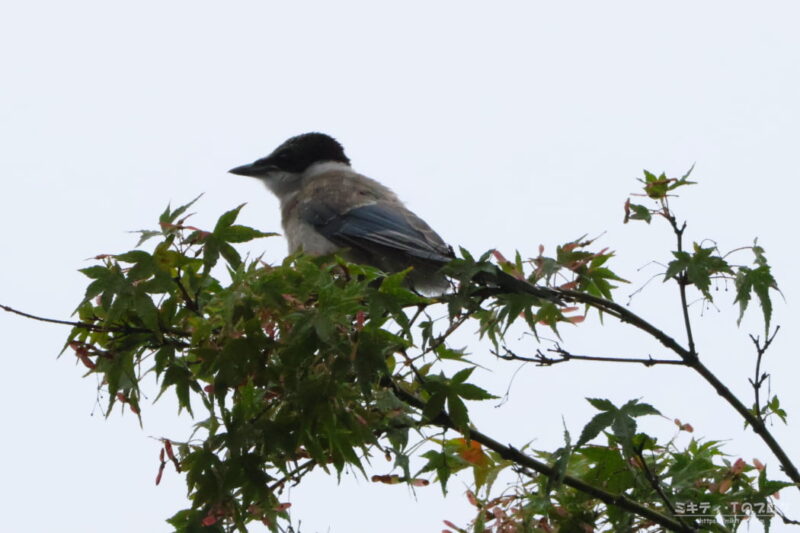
[268,148,303,172]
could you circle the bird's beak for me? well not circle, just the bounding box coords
[228,163,262,177]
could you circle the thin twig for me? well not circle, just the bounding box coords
[421,312,471,357]
[667,216,698,358]
[1,302,191,340]
[173,269,201,314]
[1,302,138,333]
[633,447,683,523]
[775,506,800,526]
[495,345,686,367]
[405,304,427,331]
[749,326,781,423]
[268,459,317,492]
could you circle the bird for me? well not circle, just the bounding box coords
[229,132,562,302]
[229,132,454,293]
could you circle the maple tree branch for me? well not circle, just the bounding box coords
[558,290,693,360]
[391,383,696,532]
[554,289,800,490]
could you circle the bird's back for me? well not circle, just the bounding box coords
[284,170,452,293]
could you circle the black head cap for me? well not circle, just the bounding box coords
[230,132,350,177]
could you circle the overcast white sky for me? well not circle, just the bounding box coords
[2,2,799,532]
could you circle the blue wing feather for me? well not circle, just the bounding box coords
[301,202,453,263]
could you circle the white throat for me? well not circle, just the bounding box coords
[260,160,353,204]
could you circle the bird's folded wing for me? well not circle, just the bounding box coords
[298,201,453,264]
